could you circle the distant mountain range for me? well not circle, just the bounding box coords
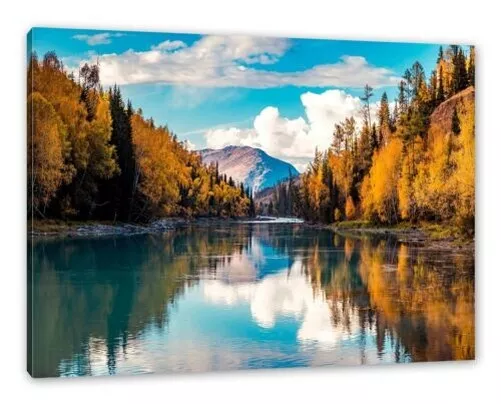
[199,146,299,193]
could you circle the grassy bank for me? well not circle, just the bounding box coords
[328,220,474,250]
[29,219,113,233]
[28,218,187,238]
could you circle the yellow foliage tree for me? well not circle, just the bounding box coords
[345,196,356,220]
[28,92,67,215]
[361,138,403,223]
[131,114,190,216]
[451,96,475,231]
[87,96,119,180]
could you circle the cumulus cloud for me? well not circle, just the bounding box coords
[204,260,360,346]
[151,39,187,51]
[73,32,124,46]
[184,139,196,151]
[205,89,372,170]
[75,35,399,88]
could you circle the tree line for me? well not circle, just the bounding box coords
[28,51,255,222]
[263,45,475,234]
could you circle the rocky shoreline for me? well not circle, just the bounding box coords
[29,218,215,238]
[28,217,288,238]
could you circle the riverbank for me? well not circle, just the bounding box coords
[28,216,293,238]
[325,220,474,251]
[29,218,474,251]
[29,218,184,238]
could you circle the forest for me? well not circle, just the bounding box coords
[28,52,255,222]
[261,45,475,235]
[29,45,475,235]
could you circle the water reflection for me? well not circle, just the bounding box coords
[28,224,474,377]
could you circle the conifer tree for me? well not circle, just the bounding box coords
[371,123,379,153]
[215,162,220,184]
[468,46,475,87]
[429,70,437,107]
[391,100,399,130]
[378,91,391,146]
[451,45,468,94]
[104,86,136,221]
[79,63,100,121]
[398,81,408,115]
[360,84,374,128]
[452,106,461,136]
[268,200,274,216]
[437,65,445,104]
[248,190,256,217]
[437,46,444,62]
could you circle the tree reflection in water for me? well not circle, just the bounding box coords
[29,224,474,377]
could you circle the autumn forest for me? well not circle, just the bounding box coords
[261,45,475,235]
[28,52,254,222]
[28,45,474,235]
[28,31,476,377]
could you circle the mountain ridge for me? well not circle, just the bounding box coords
[198,146,299,194]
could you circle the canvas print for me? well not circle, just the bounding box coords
[27,28,475,378]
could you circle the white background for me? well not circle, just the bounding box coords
[1,1,499,403]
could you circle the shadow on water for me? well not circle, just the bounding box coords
[28,223,474,377]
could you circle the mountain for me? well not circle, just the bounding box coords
[199,146,299,193]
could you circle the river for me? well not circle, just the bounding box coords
[28,222,474,377]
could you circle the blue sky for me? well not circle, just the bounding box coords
[29,27,444,170]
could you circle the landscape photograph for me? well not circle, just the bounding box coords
[27,28,475,377]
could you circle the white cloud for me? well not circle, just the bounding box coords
[204,260,360,346]
[205,89,371,170]
[75,35,399,88]
[73,32,124,46]
[184,139,196,151]
[178,118,254,137]
[151,39,186,51]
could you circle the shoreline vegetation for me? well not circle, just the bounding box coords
[328,220,474,250]
[255,45,475,240]
[29,45,474,244]
[29,218,473,251]
[28,52,256,225]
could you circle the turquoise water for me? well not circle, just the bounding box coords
[28,223,474,377]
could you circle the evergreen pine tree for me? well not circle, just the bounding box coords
[370,123,379,153]
[378,91,391,145]
[429,70,437,107]
[102,86,136,221]
[249,191,255,217]
[437,65,445,104]
[452,106,461,136]
[451,45,468,94]
[398,80,407,114]
[468,45,475,87]
[457,48,469,91]
[360,84,374,128]
[391,100,399,130]
[437,45,444,63]
[268,200,274,216]
[215,162,220,184]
